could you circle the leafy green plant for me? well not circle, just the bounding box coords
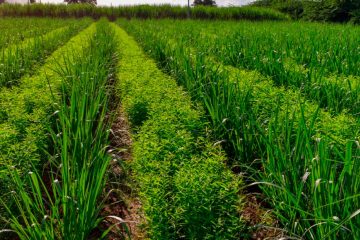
[113,23,244,239]
[125,19,360,117]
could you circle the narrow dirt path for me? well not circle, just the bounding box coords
[112,107,145,239]
[101,106,146,240]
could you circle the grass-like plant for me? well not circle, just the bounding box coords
[0,23,96,227]
[121,20,360,116]
[0,20,120,239]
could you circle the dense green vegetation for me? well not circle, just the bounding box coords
[0,18,91,88]
[1,20,120,239]
[0,21,95,231]
[114,24,244,239]
[119,19,360,239]
[0,3,290,21]
[135,20,360,116]
[0,18,246,239]
[1,1,358,23]
[253,0,360,23]
[0,14,359,239]
[0,18,74,49]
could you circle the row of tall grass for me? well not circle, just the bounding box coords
[113,24,245,239]
[0,18,73,49]
[119,19,360,239]
[0,19,91,88]
[196,22,360,116]
[128,20,360,117]
[1,20,121,239]
[0,3,290,21]
[0,22,95,232]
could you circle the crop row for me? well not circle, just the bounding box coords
[176,20,360,77]
[129,20,360,116]
[3,20,118,239]
[0,19,91,88]
[119,19,360,239]
[0,18,78,49]
[0,23,97,229]
[113,24,244,239]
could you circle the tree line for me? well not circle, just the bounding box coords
[252,0,359,23]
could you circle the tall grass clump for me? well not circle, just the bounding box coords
[113,24,244,239]
[119,19,360,239]
[258,108,360,239]
[1,20,117,239]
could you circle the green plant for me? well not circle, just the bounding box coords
[1,20,120,239]
[0,22,96,230]
[113,23,244,239]
[129,20,360,116]
[0,18,76,49]
[0,19,91,88]
[118,18,360,239]
[0,3,290,21]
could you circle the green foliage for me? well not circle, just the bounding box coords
[1,20,118,239]
[259,109,360,239]
[252,0,304,19]
[119,19,360,239]
[302,0,360,22]
[0,22,95,230]
[113,23,244,239]
[127,99,149,130]
[193,0,216,6]
[350,8,360,23]
[0,20,90,88]
[0,18,74,49]
[253,0,360,23]
[135,20,360,116]
[0,3,289,21]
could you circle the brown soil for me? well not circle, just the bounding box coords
[241,194,286,240]
[99,106,146,240]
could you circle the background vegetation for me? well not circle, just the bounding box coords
[253,0,360,23]
[0,4,289,21]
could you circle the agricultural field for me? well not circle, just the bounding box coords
[118,19,360,239]
[0,14,359,240]
[0,18,82,49]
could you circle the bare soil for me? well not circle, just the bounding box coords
[100,106,146,240]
